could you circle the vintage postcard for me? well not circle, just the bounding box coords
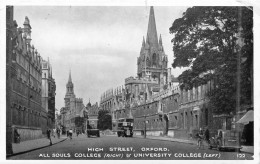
[1,0,259,163]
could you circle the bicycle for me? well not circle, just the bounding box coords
[197,134,205,149]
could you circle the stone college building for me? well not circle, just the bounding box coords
[100,6,227,139]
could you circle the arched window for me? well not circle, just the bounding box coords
[152,53,157,66]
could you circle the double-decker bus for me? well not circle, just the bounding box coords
[116,118,134,137]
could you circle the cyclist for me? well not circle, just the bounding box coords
[196,128,204,149]
[69,129,73,140]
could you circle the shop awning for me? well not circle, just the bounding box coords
[237,110,254,125]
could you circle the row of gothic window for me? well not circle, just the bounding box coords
[12,107,42,128]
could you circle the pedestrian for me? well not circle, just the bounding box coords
[52,129,56,138]
[69,129,73,140]
[56,128,60,139]
[196,128,204,149]
[66,130,69,137]
[204,127,210,146]
[47,129,52,145]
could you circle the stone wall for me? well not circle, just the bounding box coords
[13,125,43,142]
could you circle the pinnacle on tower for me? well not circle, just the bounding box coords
[146,6,159,49]
[159,34,162,45]
[142,36,145,47]
[87,98,91,107]
[23,16,31,29]
[140,36,146,53]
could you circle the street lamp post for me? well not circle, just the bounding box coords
[144,115,147,138]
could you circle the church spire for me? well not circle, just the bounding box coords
[68,69,72,83]
[65,69,75,98]
[146,6,159,49]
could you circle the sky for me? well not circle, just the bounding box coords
[13,6,189,112]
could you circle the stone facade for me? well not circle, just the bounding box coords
[100,7,184,136]
[99,6,253,141]
[41,59,56,129]
[6,11,48,143]
[99,6,215,138]
[100,88,117,112]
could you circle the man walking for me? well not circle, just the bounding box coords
[47,129,52,145]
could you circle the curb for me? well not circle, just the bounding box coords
[6,138,68,158]
[134,136,196,145]
[134,136,254,154]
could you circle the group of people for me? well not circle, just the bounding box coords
[196,127,210,149]
[47,128,82,142]
[46,128,62,145]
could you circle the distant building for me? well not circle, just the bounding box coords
[41,59,56,129]
[62,71,85,132]
[6,11,48,144]
[100,88,115,112]
[86,102,100,131]
[55,112,62,129]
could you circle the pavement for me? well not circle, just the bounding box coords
[7,134,67,157]
[134,135,254,154]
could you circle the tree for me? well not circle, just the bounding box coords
[169,7,253,115]
[97,110,112,130]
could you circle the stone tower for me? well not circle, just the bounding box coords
[42,59,51,112]
[23,16,32,44]
[137,6,168,86]
[64,70,75,108]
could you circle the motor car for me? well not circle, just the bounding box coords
[209,129,242,152]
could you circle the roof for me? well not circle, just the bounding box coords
[237,110,254,125]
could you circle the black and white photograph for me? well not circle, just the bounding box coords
[1,0,259,163]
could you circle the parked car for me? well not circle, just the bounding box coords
[209,129,242,152]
